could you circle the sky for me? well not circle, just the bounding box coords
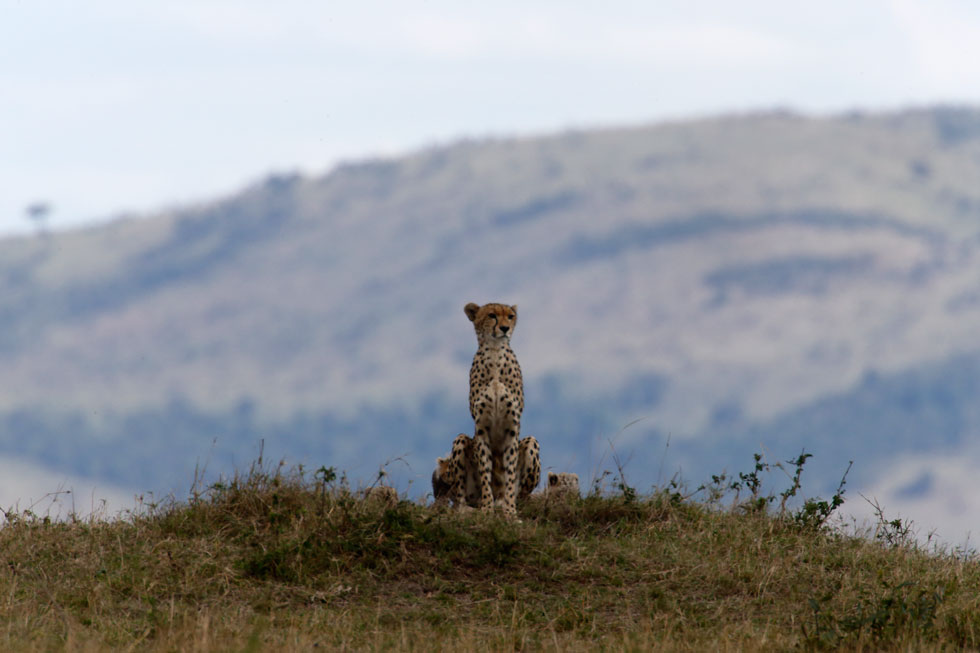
[4,0,980,235]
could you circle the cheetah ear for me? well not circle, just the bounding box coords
[548,471,558,486]
[464,303,480,322]
[511,304,518,315]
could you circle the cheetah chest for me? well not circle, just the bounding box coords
[470,347,523,411]
[469,346,524,448]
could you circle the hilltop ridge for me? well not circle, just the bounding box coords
[1,459,976,650]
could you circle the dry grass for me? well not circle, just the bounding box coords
[1,459,979,651]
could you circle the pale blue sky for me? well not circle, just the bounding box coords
[4,0,980,234]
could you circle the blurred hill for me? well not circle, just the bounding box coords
[4,107,980,510]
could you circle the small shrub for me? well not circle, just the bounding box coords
[793,460,851,531]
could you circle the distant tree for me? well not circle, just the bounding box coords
[25,202,52,237]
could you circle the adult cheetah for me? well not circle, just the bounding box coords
[463,301,526,514]
[432,432,540,508]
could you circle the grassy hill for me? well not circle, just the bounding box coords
[2,457,978,651]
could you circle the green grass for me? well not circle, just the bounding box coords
[1,458,979,651]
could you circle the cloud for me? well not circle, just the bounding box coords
[889,0,980,95]
[136,2,793,65]
[849,445,980,550]
[381,14,794,67]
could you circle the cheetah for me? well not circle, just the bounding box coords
[432,433,540,508]
[463,301,525,515]
[544,472,580,499]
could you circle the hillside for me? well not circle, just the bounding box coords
[1,463,978,651]
[2,107,980,531]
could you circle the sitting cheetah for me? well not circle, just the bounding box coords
[464,301,525,515]
[544,472,580,499]
[432,433,540,508]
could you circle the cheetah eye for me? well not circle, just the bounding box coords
[488,313,497,320]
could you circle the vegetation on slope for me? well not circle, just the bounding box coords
[1,453,979,652]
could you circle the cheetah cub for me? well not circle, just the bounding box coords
[544,472,580,499]
[464,302,525,515]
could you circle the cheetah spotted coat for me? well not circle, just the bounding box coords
[432,433,540,508]
[544,472,580,499]
[462,301,525,514]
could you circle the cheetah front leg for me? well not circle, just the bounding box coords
[473,429,494,512]
[497,435,520,515]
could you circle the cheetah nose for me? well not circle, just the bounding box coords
[499,326,509,334]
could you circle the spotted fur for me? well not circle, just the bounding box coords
[432,433,540,508]
[463,301,525,515]
[544,472,580,499]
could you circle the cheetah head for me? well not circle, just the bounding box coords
[547,472,580,495]
[465,302,518,344]
[431,456,452,500]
